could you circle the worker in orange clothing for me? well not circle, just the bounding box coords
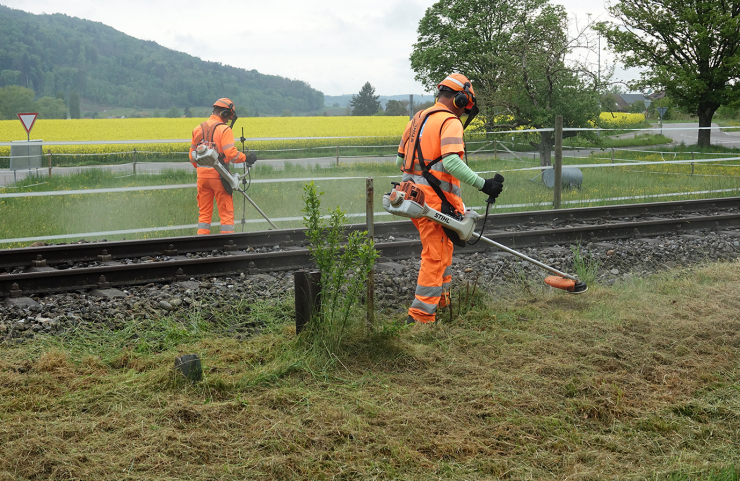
[189,98,246,234]
[397,74,504,325]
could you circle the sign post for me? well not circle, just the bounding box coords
[656,107,668,135]
[17,113,38,142]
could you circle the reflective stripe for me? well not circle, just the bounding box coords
[411,299,438,314]
[401,173,462,197]
[443,76,465,89]
[415,285,443,297]
[190,143,197,149]
[442,282,450,293]
[443,266,452,277]
[198,223,211,229]
[220,224,234,231]
[441,137,463,146]
[222,142,234,150]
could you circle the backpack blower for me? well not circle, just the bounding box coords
[382,180,588,294]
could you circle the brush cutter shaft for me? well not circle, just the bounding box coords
[236,188,278,230]
[475,233,577,281]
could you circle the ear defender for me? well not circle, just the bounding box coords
[453,83,472,109]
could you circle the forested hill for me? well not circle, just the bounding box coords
[0,5,324,115]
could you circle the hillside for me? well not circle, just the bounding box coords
[0,5,324,116]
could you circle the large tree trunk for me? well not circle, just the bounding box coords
[539,131,554,166]
[696,102,719,148]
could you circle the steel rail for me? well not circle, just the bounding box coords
[2,210,740,297]
[1,196,738,271]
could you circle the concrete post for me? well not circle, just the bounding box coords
[133,148,137,175]
[294,270,321,334]
[553,115,563,209]
[47,149,52,177]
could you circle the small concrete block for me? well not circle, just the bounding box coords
[175,354,202,382]
[89,288,126,299]
[5,297,41,309]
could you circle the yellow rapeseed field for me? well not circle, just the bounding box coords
[0,116,410,157]
[599,112,646,128]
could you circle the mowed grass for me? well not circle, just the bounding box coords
[2,153,740,246]
[1,261,739,480]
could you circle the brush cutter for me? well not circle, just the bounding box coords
[192,144,277,230]
[382,181,588,294]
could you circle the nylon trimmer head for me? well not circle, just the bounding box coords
[544,276,588,294]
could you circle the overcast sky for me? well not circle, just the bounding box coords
[2,0,638,96]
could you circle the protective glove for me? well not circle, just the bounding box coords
[480,173,505,200]
[245,151,257,167]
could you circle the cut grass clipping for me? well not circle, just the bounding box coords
[1,258,739,479]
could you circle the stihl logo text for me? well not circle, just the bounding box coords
[433,212,450,224]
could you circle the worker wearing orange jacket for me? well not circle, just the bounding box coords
[189,98,246,235]
[397,74,504,324]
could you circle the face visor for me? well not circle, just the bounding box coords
[459,98,479,131]
[229,111,238,129]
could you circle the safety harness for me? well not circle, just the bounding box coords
[402,107,467,247]
[195,121,234,194]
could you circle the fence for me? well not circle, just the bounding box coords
[2,122,740,246]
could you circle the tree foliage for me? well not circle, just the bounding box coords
[410,0,600,166]
[385,99,409,116]
[597,0,740,147]
[349,82,381,116]
[0,5,325,115]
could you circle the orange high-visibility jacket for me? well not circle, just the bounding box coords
[189,115,246,179]
[397,103,466,213]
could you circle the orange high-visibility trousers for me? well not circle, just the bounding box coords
[196,177,234,234]
[408,216,454,323]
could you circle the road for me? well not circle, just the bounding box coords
[626,122,740,147]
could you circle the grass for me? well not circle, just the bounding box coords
[1,259,739,480]
[2,150,740,247]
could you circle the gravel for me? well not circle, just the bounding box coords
[2,229,739,344]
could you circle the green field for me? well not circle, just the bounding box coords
[2,147,740,247]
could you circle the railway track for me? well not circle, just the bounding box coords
[2,196,739,297]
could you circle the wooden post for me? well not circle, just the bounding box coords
[553,115,563,209]
[336,145,339,166]
[611,148,615,164]
[47,149,52,177]
[366,177,375,327]
[494,140,497,160]
[133,148,137,175]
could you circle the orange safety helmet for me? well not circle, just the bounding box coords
[213,98,236,119]
[437,74,476,109]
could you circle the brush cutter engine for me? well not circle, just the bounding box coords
[383,182,480,242]
[192,144,241,190]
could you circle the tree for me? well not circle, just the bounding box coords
[0,85,35,119]
[385,99,410,116]
[35,96,67,119]
[597,0,740,147]
[629,100,646,114]
[68,89,81,119]
[410,0,600,166]
[165,106,179,118]
[183,106,192,118]
[349,82,381,116]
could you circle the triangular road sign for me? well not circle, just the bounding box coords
[17,112,38,135]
